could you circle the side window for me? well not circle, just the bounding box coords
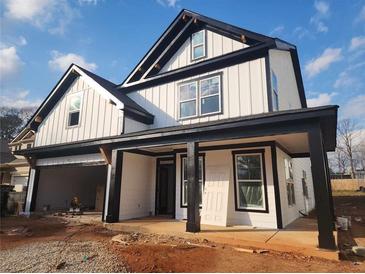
[285,158,295,206]
[191,30,206,60]
[67,92,82,127]
[181,156,204,207]
[271,71,279,111]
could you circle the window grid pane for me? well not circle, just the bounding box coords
[235,154,264,209]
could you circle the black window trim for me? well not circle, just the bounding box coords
[180,153,206,208]
[232,148,269,213]
[178,72,223,120]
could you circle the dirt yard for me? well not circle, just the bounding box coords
[0,193,364,273]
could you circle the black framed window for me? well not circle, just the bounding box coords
[232,149,268,212]
[191,30,206,60]
[67,92,82,127]
[271,71,279,111]
[285,158,295,206]
[181,156,204,207]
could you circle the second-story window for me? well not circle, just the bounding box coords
[191,30,206,60]
[67,92,82,127]
[179,75,221,119]
[271,71,279,111]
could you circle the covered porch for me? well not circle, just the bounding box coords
[19,106,338,250]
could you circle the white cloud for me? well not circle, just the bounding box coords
[342,95,365,119]
[307,92,337,107]
[48,51,97,72]
[355,5,365,23]
[314,0,329,15]
[269,25,285,36]
[156,0,179,7]
[349,36,365,51]
[305,48,342,78]
[0,90,41,108]
[4,0,79,35]
[78,0,99,5]
[310,0,330,33]
[334,71,357,89]
[0,46,23,80]
[293,27,313,39]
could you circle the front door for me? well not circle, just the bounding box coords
[156,159,175,216]
[201,166,230,226]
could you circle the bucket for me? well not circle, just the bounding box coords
[337,216,348,230]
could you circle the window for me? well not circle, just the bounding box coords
[179,75,221,119]
[191,30,206,60]
[271,71,279,111]
[234,152,266,210]
[67,92,82,127]
[181,156,204,207]
[285,158,295,206]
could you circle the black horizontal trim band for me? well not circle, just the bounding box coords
[15,106,338,159]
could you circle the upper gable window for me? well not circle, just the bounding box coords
[271,71,279,111]
[67,92,82,127]
[179,75,221,119]
[191,30,206,60]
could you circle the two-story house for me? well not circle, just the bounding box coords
[14,10,338,250]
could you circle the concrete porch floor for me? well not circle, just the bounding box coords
[103,216,339,261]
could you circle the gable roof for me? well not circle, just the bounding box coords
[120,9,274,86]
[22,64,153,134]
[118,9,307,108]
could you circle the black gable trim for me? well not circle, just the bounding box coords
[29,68,80,131]
[120,41,275,93]
[289,49,307,108]
[122,9,274,85]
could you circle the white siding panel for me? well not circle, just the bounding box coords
[269,49,301,110]
[119,153,155,220]
[160,30,248,73]
[175,147,278,228]
[127,57,267,129]
[34,76,123,147]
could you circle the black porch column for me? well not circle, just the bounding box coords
[106,150,123,223]
[324,151,335,224]
[186,141,200,232]
[308,123,336,250]
[29,168,40,212]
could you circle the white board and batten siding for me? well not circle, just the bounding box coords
[269,49,302,111]
[34,76,123,147]
[119,152,156,220]
[159,29,249,73]
[128,58,268,129]
[175,147,278,228]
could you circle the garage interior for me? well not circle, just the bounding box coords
[35,165,107,212]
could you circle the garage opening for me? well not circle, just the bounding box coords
[35,165,107,214]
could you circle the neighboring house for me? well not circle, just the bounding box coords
[14,10,337,250]
[0,130,34,192]
[0,140,16,185]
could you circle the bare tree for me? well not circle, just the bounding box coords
[337,119,359,178]
[0,107,36,141]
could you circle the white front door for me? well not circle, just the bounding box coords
[201,166,230,226]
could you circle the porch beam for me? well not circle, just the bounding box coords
[186,141,201,232]
[324,151,335,224]
[105,150,123,223]
[308,123,336,250]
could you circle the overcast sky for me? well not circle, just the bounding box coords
[1,0,364,128]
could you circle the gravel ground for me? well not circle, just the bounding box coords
[0,240,127,273]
